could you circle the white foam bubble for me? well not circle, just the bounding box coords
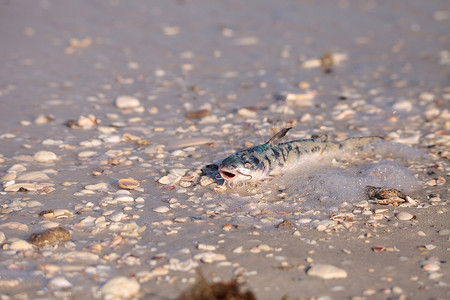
[283,161,420,210]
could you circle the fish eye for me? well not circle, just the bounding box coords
[244,162,252,169]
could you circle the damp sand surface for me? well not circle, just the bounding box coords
[0,1,449,299]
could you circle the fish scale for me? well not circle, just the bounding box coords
[218,128,382,184]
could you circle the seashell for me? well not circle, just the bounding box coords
[49,277,72,289]
[100,276,140,298]
[396,211,414,221]
[0,222,29,231]
[153,206,170,213]
[27,227,71,248]
[33,151,58,163]
[118,178,140,190]
[4,183,37,192]
[307,264,347,279]
[16,171,50,181]
[115,96,141,109]
[9,240,33,251]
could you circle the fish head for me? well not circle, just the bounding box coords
[218,152,261,183]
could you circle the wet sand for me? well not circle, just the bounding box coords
[0,1,449,299]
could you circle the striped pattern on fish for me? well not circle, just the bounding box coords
[218,128,382,184]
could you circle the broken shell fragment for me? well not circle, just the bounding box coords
[186,109,210,119]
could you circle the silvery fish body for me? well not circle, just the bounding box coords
[218,128,382,184]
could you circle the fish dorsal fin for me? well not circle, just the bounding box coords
[265,127,292,145]
[317,134,328,142]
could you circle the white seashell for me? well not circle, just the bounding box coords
[158,174,180,185]
[49,277,72,289]
[53,209,73,219]
[115,96,141,109]
[150,267,169,276]
[33,151,58,163]
[422,263,440,272]
[168,258,198,271]
[438,229,450,236]
[17,171,50,181]
[396,211,414,221]
[84,183,108,191]
[193,252,226,264]
[1,173,16,181]
[297,218,312,224]
[27,201,43,208]
[237,108,257,118]
[118,178,140,190]
[354,200,369,208]
[9,240,33,251]
[75,216,96,228]
[0,222,29,231]
[198,243,216,251]
[62,251,99,263]
[167,138,212,149]
[307,264,347,279]
[0,231,5,244]
[103,135,121,143]
[41,221,61,229]
[109,212,125,222]
[100,276,140,298]
[153,206,170,213]
[233,246,243,254]
[114,195,134,203]
[170,169,189,177]
[0,279,19,288]
[8,164,27,173]
[78,151,97,158]
[4,183,37,192]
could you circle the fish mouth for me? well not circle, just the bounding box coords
[218,166,252,182]
[219,170,238,181]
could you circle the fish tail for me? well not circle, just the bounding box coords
[338,136,384,151]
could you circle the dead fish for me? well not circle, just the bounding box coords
[218,128,382,185]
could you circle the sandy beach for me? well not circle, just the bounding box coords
[0,1,449,299]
